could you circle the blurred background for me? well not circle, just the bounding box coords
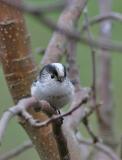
[0,0,122,159]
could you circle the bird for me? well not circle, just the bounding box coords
[31,63,74,110]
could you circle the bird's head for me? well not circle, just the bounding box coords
[39,63,67,83]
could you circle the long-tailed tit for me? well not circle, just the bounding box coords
[31,63,74,110]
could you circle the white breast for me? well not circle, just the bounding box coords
[31,79,74,109]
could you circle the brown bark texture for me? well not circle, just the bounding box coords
[0,1,61,160]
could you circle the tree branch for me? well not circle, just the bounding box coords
[23,1,66,14]
[30,95,89,128]
[0,97,54,143]
[0,90,92,144]
[82,12,122,31]
[77,139,120,160]
[96,0,116,149]
[67,88,91,130]
[2,0,122,53]
[82,6,97,106]
[41,0,88,65]
[0,140,33,160]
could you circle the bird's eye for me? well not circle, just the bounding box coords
[51,74,55,79]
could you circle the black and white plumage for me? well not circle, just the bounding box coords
[31,63,74,109]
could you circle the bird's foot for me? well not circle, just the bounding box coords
[54,108,64,125]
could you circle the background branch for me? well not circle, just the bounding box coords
[96,0,116,150]
[0,97,53,143]
[82,6,97,106]
[41,0,88,65]
[0,0,122,160]
[0,140,33,160]
[77,139,120,160]
[2,0,122,53]
[82,12,122,31]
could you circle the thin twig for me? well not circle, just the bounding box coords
[0,110,15,144]
[0,93,90,144]
[27,1,66,14]
[82,12,122,31]
[0,97,54,144]
[1,0,122,52]
[29,96,89,128]
[82,117,98,143]
[83,7,97,104]
[0,140,33,160]
[96,0,116,149]
[77,139,120,160]
[67,87,91,130]
[2,0,66,15]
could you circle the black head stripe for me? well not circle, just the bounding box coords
[63,64,67,78]
[40,64,58,78]
[47,64,58,77]
[39,64,67,79]
[39,66,45,78]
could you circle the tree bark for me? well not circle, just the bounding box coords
[0,1,61,160]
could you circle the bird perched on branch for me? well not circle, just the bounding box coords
[31,63,74,110]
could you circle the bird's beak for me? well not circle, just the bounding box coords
[57,76,64,82]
